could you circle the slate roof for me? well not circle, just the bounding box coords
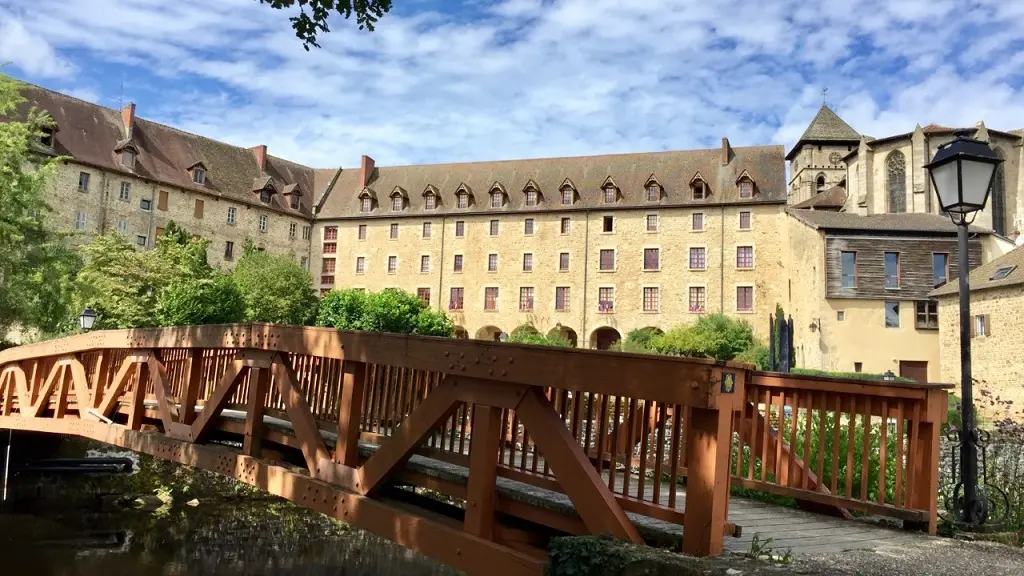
[13,82,324,219]
[318,145,788,220]
[787,208,994,235]
[785,105,861,160]
[791,186,848,210]
[931,244,1024,297]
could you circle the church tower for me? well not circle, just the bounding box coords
[786,105,861,205]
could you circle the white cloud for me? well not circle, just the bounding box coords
[0,14,76,78]
[2,0,1024,169]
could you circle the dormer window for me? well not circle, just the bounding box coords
[392,196,403,211]
[193,167,206,185]
[525,189,538,206]
[290,194,300,209]
[40,127,55,148]
[737,172,755,199]
[260,190,272,203]
[690,173,710,200]
[425,192,436,210]
[491,191,503,208]
[122,148,136,169]
[561,188,573,205]
[457,192,468,209]
[361,197,372,213]
[645,178,662,202]
[603,186,617,204]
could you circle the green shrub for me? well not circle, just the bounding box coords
[791,368,913,382]
[231,247,318,325]
[316,288,454,337]
[622,327,661,351]
[650,313,755,361]
[155,274,245,326]
[507,325,572,347]
[733,343,768,369]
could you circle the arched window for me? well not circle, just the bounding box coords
[991,148,1006,235]
[815,174,826,193]
[886,151,906,213]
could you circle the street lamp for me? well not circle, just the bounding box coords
[498,332,509,342]
[79,307,97,332]
[882,370,896,381]
[924,134,1003,527]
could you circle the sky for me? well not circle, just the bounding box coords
[2,0,1024,169]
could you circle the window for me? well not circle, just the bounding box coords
[692,213,704,231]
[692,181,707,200]
[358,225,367,240]
[816,174,826,192]
[155,226,165,239]
[457,193,468,209]
[643,287,659,312]
[414,288,430,306]
[854,362,863,373]
[560,217,571,234]
[602,216,614,233]
[78,172,90,192]
[259,215,268,232]
[140,198,152,212]
[915,301,938,330]
[40,128,54,147]
[322,258,336,274]
[886,150,907,213]
[360,197,372,213]
[884,252,900,289]
[302,225,311,240]
[491,192,503,208]
[837,311,845,321]
[227,206,237,225]
[390,223,399,239]
[388,256,398,273]
[193,166,206,185]
[392,196,403,212]
[74,211,86,230]
[689,287,706,313]
[260,190,272,204]
[689,247,706,270]
[603,187,616,204]
[449,288,464,311]
[489,220,499,236]
[599,249,615,271]
[224,241,234,260]
[453,254,463,272]
[598,287,615,312]
[422,222,432,238]
[122,149,136,169]
[555,287,570,311]
[524,218,534,235]
[488,253,498,272]
[840,251,856,288]
[739,180,753,199]
[484,287,499,311]
[885,301,900,328]
[991,265,1016,281]
[301,256,308,271]
[289,222,297,239]
[737,246,754,269]
[119,182,131,201]
[355,256,365,273]
[455,221,465,237]
[559,252,570,271]
[561,188,573,205]
[194,199,204,219]
[525,189,538,206]
[135,235,147,247]
[646,183,660,202]
[932,253,949,287]
[290,194,300,209]
[644,248,660,271]
[736,286,753,312]
[523,253,533,272]
[739,211,751,230]
[117,219,128,235]
[420,255,430,273]
[973,315,990,337]
[519,287,534,311]
[646,214,658,232]
[425,193,436,210]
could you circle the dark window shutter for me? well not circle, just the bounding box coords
[970,315,977,338]
[984,314,992,337]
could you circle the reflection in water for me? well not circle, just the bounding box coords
[0,499,464,576]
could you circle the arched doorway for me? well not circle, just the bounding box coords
[475,325,504,341]
[547,325,579,347]
[590,327,621,351]
[454,326,469,339]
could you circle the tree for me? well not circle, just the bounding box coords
[155,274,245,327]
[650,313,756,361]
[317,288,454,337]
[259,0,393,50]
[506,324,571,347]
[0,73,82,337]
[231,248,318,325]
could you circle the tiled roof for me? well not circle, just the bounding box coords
[318,145,787,219]
[14,82,320,219]
[786,105,860,160]
[931,244,1024,297]
[787,208,994,235]
[791,186,848,210]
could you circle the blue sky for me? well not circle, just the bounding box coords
[3,0,1024,168]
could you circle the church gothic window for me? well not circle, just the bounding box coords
[886,151,906,213]
[815,174,826,193]
[991,148,1006,235]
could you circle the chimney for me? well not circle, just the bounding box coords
[250,145,267,172]
[121,102,136,139]
[721,137,732,166]
[360,155,376,188]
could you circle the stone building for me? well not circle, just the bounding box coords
[931,245,1024,417]
[18,84,336,268]
[312,142,789,348]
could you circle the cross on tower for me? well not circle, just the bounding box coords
[822,87,828,105]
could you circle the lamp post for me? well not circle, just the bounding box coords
[924,134,1003,526]
[882,370,896,381]
[79,307,97,332]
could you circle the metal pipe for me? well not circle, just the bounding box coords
[2,429,10,501]
[957,221,980,522]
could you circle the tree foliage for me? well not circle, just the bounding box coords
[155,274,246,327]
[0,73,82,336]
[316,288,454,336]
[231,246,318,325]
[506,324,571,347]
[259,0,393,50]
[649,313,756,361]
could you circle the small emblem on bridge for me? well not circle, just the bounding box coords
[721,372,736,394]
